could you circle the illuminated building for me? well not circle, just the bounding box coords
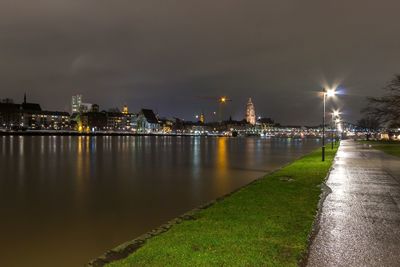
[107,112,125,130]
[122,105,128,114]
[245,98,256,125]
[137,109,160,133]
[80,112,107,131]
[124,113,138,130]
[200,113,205,124]
[159,118,174,133]
[0,94,70,130]
[72,94,93,113]
[71,95,82,113]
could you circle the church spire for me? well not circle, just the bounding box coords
[245,97,256,125]
[24,92,27,104]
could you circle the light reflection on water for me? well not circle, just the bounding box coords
[0,136,320,267]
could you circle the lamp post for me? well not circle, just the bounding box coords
[331,110,340,149]
[335,118,341,141]
[331,113,334,150]
[322,88,335,161]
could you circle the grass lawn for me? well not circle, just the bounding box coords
[361,140,400,157]
[106,145,338,267]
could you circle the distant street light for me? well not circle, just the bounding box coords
[322,88,336,161]
[333,110,340,117]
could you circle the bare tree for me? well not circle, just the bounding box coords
[357,116,381,141]
[364,74,400,128]
[357,116,381,132]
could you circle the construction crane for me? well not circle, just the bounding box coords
[217,96,232,122]
[196,96,232,122]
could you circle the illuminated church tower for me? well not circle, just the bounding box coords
[122,105,129,114]
[245,98,256,125]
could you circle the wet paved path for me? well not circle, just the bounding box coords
[307,140,400,267]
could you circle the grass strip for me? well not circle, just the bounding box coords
[360,140,400,157]
[107,144,339,267]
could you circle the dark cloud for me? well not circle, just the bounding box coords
[1,0,400,124]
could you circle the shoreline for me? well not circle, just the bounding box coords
[88,143,339,267]
[0,131,221,137]
[0,131,322,139]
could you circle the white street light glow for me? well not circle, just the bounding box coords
[326,88,336,97]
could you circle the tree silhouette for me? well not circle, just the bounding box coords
[364,74,400,128]
[357,116,381,132]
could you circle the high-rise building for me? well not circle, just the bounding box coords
[245,98,256,125]
[71,95,82,113]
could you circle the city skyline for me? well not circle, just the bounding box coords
[3,92,267,123]
[2,1,400,125]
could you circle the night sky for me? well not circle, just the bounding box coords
[1,0,400,125]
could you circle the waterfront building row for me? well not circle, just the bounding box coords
[3,95,378,137]
[0,96,70,130]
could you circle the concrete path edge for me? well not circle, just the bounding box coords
[300,143,339,266]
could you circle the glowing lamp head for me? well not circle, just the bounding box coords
[220,97,227,103]
[326,88,336,97]
[333,110,340,117]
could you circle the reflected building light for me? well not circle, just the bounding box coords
[1,137,5,156]
[9,135,14,156]
[19,136,24,157]
[52,136,57,154]
[90,137,96,153]
[192,137,201,177]
[86,136,90,153]
[40,136,45,155]
[75,136,87,201]
[77,136,83,155]
[17,136,25,186]
[216,137,229,191]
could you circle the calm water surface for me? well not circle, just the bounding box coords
[0,136,320,267]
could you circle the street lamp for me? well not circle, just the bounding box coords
[333,110,340,117]
[331,110,340,149]
[326,89,335,98]
[322,88,336,161]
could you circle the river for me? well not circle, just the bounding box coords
[0,136,321,267]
